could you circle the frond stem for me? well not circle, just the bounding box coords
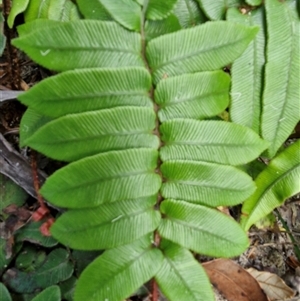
[141,3,162,301]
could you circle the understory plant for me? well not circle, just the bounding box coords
[3,0,300,300]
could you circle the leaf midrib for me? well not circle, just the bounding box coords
[61,170,155,192]
[29,44,139,55]
[61,207,154,233]
[35,130,152,144]
[167,217,239,245]
[158,89,228,108]
[168,180,246,192]
[165,141,261,148]
[164,256,199,301]
[153,36,251,71]
[35,91,149,102]
[90,247,153,299]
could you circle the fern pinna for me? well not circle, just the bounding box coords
[12,1,273,300]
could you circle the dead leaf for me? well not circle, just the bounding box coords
[247,268,295,300]
[202,259,268,301]
[286,256,300,270]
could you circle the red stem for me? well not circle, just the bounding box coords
[31,151,47,210]
[151,278,159,301]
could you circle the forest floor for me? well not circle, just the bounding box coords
[1,27,300,301]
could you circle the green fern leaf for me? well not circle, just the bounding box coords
[12,20,144,71]
[12,4,265,300]
[145,14,182,41]
[146,0,178,20]
[173,0,207,27]
[51,197,160,249]
[261,0,300,158]
[74,236,163,301]
[155,71,230,121]
[195,0,242,20]
[160,120,268,165]
[147,21,259,83]
[18,67,152,118]
[158,200,249,257]
[40,148,161,208]
[25,107,158,161]
[228,7,265,134]
[155,240,214,301]
[161,161,255,206]
[241,140,300,231]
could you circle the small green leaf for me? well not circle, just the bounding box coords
[147,21,259,83]
[7,0,30,28]
[51,196,161,250]
[160,120,268,165]
[25,107,158,161]
[155,241,214,301]
[173,0,207,28]
[0,283,12,301]
[241,140,300,231]
[74,236,164,301]
[161,161,256,206]
[146,0,178,20]
[15,220,58,247]
[228,7,266,134]
[98,0,141,31]
[0,174,27,211]
[15,245,46,272]
[159,200,249,257]
[59,276,76,301]
[3,249,73,294]
[195,0,242,20]
[155,71,230,121]
[0,238,22,275]
[41,149,161,208]
[18,67,152,118]
[31,286,61,301]
[13,20,144,72]
[261,0,300,158]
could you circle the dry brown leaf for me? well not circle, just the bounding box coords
[247,268,295,301]
[203,259,268,301]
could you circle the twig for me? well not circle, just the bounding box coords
[31,151,48,210]
[0,90,23,103]
[0,133,47,198]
